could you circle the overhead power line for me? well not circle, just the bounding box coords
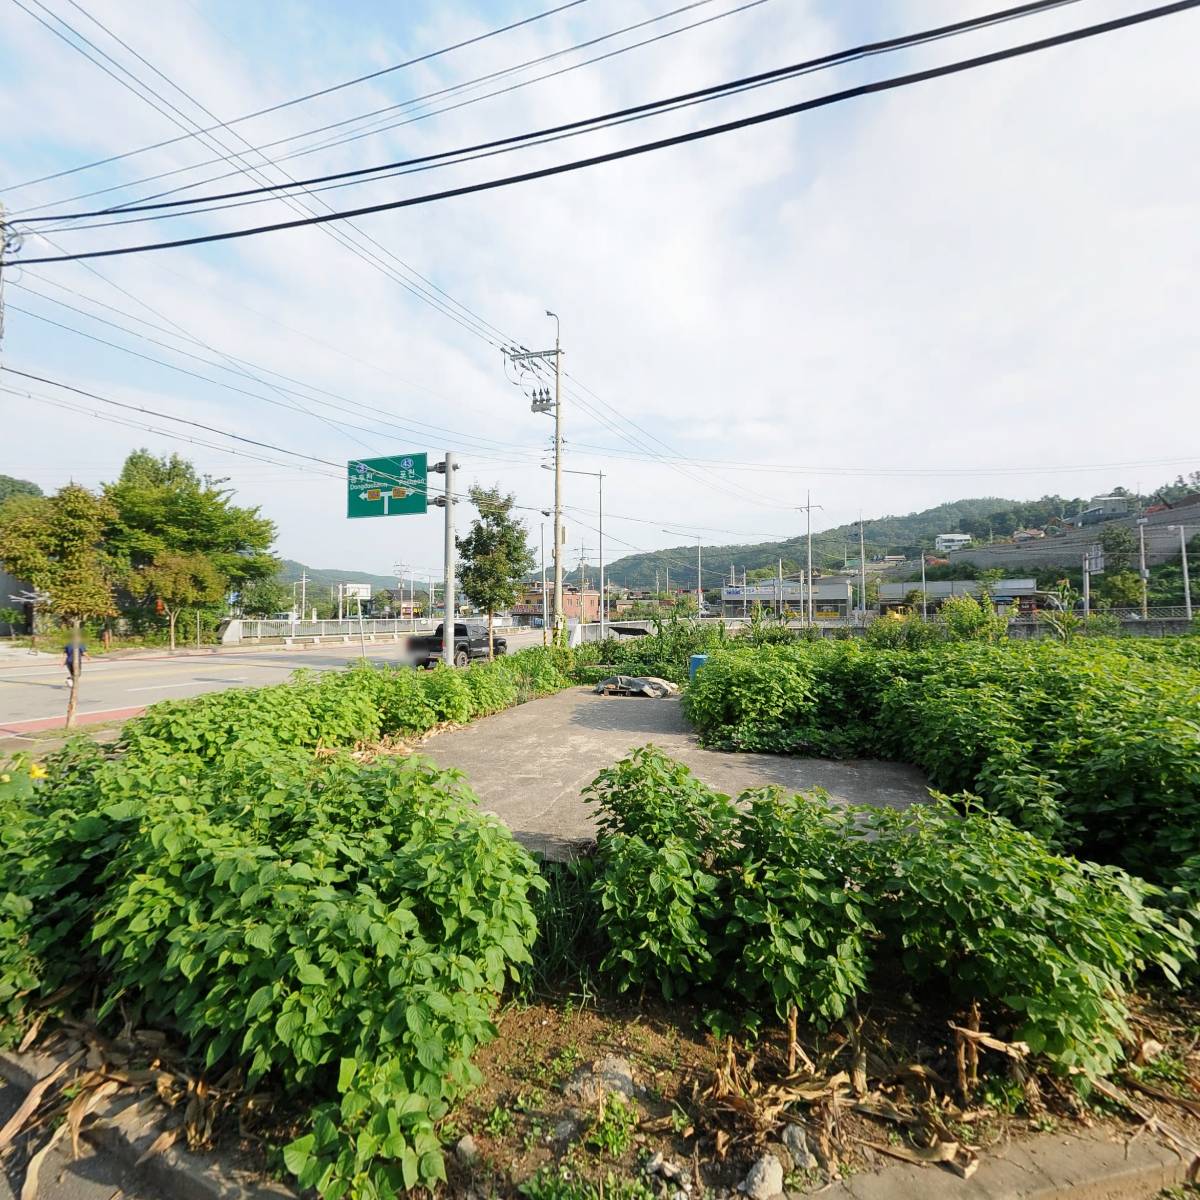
[8,0,1196,268]
[8,0,751,217]
[1,0,592,192]
[20,0,1079,223]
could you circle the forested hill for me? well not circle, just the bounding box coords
[601,497,1021,590]
[278,559,400,594]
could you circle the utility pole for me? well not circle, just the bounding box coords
[696,539,703,618]
[299,572,308,621]
[920,553,928,621]
[1137,517,1149,619]
[1169,524,1193,620]
[436,452,457,666]
[796,491,822,626]
[777,557,783,620]
[504,314,564,635]
[1082,550,1091,619]
[540,521,548,645]
[858,516,867,624]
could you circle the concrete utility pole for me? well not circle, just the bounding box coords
[540,521,548,646]
[1082,551,1091,619]
[859,517,867,623]
[504,314,564,636]
[794,491,822,626]
[1169,524,1193,620]
[920,553,928,621]
[299,572,308,621]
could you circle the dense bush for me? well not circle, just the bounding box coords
[571,615,729,684]
[0,644,576,1198]
[122,647,572,763]
[683,637,1200,883]
[586,748,1193,1076]
[0,747,543,1198]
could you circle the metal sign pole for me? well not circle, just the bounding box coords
[442,452,456,667]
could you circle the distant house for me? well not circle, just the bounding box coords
[1012,528,1045,542]
[1065,495,1131,528]
[934,533,973,554]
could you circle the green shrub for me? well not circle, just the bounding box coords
[585,748,734,999]
[682,647,817,750]
[419,666,473,725]
[859,799,1192,1073]
[2,745,543,1198]
[585,749,1194,1076]
[678,637,1200,882]
[462,660,520,716]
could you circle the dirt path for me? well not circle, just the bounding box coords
[419,687,929,858]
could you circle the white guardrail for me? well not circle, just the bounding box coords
[224,618,520,643]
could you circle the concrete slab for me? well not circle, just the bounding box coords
[418,687,930,858]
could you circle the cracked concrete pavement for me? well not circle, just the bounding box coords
[418,687,930,858]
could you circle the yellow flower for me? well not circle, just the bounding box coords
[29,764,47,780]
[0,774,10,784]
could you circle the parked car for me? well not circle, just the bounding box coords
[409,622,505,668]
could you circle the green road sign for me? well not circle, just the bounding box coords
[347,453,428,518]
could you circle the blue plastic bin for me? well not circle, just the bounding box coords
[688,653,709,681]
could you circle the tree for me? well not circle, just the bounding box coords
[238,577,292,617]
[0,475,42,504]
[1098,524,1136,574]
[0,486,116,727]
[135,551,224,650]
[1101,570,1144,609]
[104,451,277,629]
[456,486,535,657]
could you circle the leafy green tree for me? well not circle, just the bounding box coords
[0,607,23,636]
[104,451,277,614]
[0,485,117,726]
[1098,524,1136,573]
[135,551,224,650]
[238,577,293,617]
[0,475,42,504]
[1101,570,1143,609]
[456,486,535,656]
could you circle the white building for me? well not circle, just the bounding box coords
[934,533,973,553]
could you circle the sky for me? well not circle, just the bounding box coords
[1,0,1197,584]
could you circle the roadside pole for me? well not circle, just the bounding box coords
[1169,524,1192,620]
[1137,517,1149,619]
[540,522,548,647]
[859,517,867,625]
[806,490,814,626]
[442,452,457,667]
[920,553,928,621]
[1082,552,1091,619]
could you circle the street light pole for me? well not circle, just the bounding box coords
[1169,524,1193,620]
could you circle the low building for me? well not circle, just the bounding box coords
[511,584,600,626]
[1065,495,1132,528]
[722,580,853,619]
[877,578,1037,613]
[1012,528,1045,542]
[934,533,973,553]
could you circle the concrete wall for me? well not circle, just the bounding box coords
[947,504,1197,571]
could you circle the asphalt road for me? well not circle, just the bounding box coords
[0,630,546,740]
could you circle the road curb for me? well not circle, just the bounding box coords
[0,1047,294,1200]
[805,1127,1191,1200]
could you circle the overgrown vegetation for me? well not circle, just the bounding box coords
[584,747,1194,1076]
[683,636,1200,885]
[0,645,572,1198]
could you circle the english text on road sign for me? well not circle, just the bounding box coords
[347,454,428,518]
